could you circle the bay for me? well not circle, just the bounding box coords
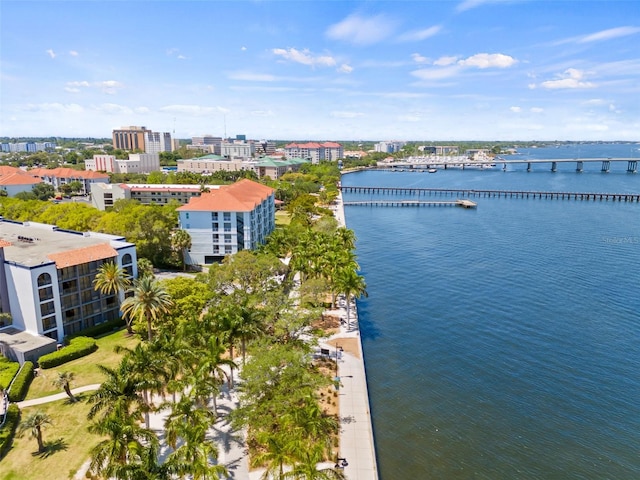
[343,144,640,479]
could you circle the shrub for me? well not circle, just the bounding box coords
[67,318,125,340]
[7,361,34,402]
[0,358,20,390]
[0,404,20,460]
[38,337,97,369]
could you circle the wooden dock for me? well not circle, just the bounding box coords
[343,199,477,208]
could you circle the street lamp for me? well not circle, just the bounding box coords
[335,344,343,376]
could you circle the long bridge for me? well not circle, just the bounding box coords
[382,157,638,173]
[339,186,640,202]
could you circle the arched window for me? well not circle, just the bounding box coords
[122,254,132,266]
[37,272,52,287]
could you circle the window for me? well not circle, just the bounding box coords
[39,286,54,302]
[42,316,57,331]
[40,301,55,317]
[37,273,52,287]
[212,222,219,230]
[211,212,218,220]
[223,212,231,221]
[122,254,132,266]
[224,234,232,243]
[186,212,190,219]
[225,246,232,254]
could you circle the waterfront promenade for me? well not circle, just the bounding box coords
[322,190,380,480]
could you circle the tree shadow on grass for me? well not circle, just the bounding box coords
[32,437,68,458]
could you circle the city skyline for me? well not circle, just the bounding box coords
[1,1,639,141]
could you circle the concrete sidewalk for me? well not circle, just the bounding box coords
[16,384,101,408]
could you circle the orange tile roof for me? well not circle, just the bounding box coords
[47,243,117,268]
[177,179,274,212]
[0,240,12,248]
[29,167,109,180]
[0,171,42,186]
[285,142,342,149]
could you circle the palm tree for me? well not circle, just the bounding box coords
[253,430,304,480]
[121,276,173,341]
[281,450,346,480]
[94,261,132,332]
[52,371,76,402]
[164,396,227,480]
[171,229,192,271]
[87,362,146,424]
[88,413,159,479]
[18,411,52,453]
[115,343,166,430]
[333,267,367,330]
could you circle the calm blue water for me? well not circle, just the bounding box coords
[343,144,640,479]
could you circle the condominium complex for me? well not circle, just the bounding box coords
[284,142,343,163]
[374,141,406,153]
[0,219,137,360]
[177,179,275,265]
[0,166,42,197]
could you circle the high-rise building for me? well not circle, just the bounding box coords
[112,126,150,151]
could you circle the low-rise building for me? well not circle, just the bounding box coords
[0,166,42,197]
[85,153,160,174]
[254,157,309,179]
[91,183,220,210]
[177,154,257,174]
[0,219,137,345]
[177,179,275,265]
[28,167,109,194]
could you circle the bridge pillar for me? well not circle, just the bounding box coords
[627,160,637,173]
[601,160,610,172]
[551,162,557,172]
[527,162,531,172]
[502,163,507,172]
[576,161,583,172]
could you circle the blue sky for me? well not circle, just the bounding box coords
[1,0,639,141]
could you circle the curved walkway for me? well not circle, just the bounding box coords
[16,384,101,408]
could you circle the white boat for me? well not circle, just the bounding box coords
[428,168,437,173]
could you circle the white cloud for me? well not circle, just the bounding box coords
[25,102,83,113]
[412,66,462,80]
[398,25,442,42]
[434,56,458,66]
[98,80,124,94]
[134,107,150,114]
[337,64,353,74]
[540,68,595,89]
[397,114,422,122]
[458,53,517,69]
[530,107,544,113]
[229,72,277,82]
[412,53,429,64]
[96,103,133,115]
[66,81,91,88]
[326,14,397,45]
[510,106,521,113]
[160,105,228,116]
[46,49,56,59]
[272,48,337,68]
[456,0,515,12]
[331,111,364,119]
[69,50,78,57]
[241,46,247,51]
[579,26,640,43]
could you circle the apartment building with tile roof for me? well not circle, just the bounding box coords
[284,141,344,163]
[176,179,275,265]
[0,166,43,197]
[0,219,137,358]
[28,167,109,195]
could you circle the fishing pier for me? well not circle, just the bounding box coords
[339,186,640,202]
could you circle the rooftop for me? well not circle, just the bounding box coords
[0,219,131,268]
[177,179,274,213]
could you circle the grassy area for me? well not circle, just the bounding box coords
[0,398,100,480]
[25,329,139,400]
[275,210,291,226]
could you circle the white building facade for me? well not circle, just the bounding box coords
[177,179,275,265]
[0,220,137,342]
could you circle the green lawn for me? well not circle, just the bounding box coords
[0,398,100,480]
[275,210,291,226]
[25,329,139,400]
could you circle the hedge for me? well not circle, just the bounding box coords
[7,361,34,402]
[0,404,20,460]
[67,317,126,341]
[38,337,97,369]
[0,358,20,390]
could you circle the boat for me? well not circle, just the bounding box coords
[428,168,437,173]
